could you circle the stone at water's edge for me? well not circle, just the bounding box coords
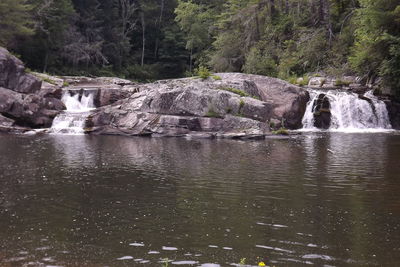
[0,48,66,130]
[0,87,65,128]
[216,73,310,129]
[386,100,400,129]
[86,74,309,138]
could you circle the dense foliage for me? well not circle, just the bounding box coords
[1,0,400,96]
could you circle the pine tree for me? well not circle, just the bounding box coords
[0,0,34,47]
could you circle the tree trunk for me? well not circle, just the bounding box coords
[154,0,165,59]
[43,43,49,73]
[189,47,193,73]
[270,0,276,17]
[141,11,145,66]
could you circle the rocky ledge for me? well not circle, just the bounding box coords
[85,73,310,138]
[0,47,313,138]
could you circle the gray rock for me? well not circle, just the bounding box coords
[216,73,309,128]
[0,114,14,127]
[0,87,65,128]
[86,75,291,137]
[0,47,42,93]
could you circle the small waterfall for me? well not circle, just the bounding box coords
[51,90,96,134]
[302,90,392,132]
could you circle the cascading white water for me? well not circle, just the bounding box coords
[51,90,95,134]
[302,90,392,132]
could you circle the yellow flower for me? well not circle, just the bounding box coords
[258,262,266,266]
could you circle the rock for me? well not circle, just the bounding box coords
[0,114,14,127]
[0,87,64,128]
[0,47,42,93]
[312,94,331,129]
[308,77,326,87]
[64,85,131,107]
[87,76,273,137]
[386,100,400,129]
[216,73,309,129]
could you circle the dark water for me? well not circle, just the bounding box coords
[0,133,400,267]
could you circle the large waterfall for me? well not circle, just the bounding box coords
[50,90,96,134]
[302,90,392,132]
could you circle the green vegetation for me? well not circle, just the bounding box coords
[62,81,70,87]
[239,99,245,110]
[273,127,289,135]
[288,76,310,87]
[1,1,399,97]
[196,65,211,79]
[43,78,57,85]
[218,87,250,97]
[212,75,222,80]
[335,79,351,87]
[161,258,169,267]
[205,108,222,118]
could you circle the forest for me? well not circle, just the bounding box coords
[1,0,400,97]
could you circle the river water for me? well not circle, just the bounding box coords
[0,133,400,266]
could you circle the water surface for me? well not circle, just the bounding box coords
[0,133,400,266]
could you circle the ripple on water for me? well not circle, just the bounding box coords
[171,260,199,265]
[302,254,334,261]
[256,245,294,254]
[129,242,145,247]
[117,256,133,260]
[162,246,178,251]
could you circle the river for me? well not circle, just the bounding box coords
[0,133,399,266]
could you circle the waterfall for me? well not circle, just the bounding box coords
[51,90,96,134]
[302,90,392,132]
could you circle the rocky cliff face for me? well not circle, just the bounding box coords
[0,48,65,131]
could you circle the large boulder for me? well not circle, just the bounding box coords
[0,87,65,127]
[0,47,42,93]
[86,77,273,138]
[216,73,310,129]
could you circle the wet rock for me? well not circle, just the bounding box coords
[385,100,400,129]
[0,114,14,127]
[0,87,65,128]
[312,94,331,129]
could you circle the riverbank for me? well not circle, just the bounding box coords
[1,47,399,138]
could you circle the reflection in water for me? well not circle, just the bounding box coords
[0,133,400,266]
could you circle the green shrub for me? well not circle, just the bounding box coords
[218,87,249,97]
[287,76,310,86]
[62,81,70,87]
[196,66,211,79]
[43,78,57,85]
[212,75,222,80]
[335,79,351,87]
[272,127,289,135]
[205,108,222,118]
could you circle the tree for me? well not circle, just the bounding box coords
[0,0,34,47]
[350,0,400,97]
